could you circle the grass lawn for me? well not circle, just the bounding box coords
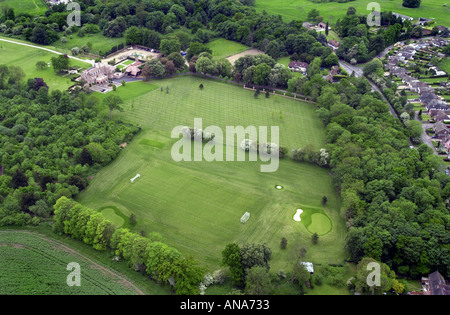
[77,76,346,273]
[52,32,125,56]
[1,0,48,16]
[206,38,249,60]
[0,36,92,91]
[254,0,450,26]
[438,58,450,74]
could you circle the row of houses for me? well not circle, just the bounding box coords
[386,38,450,153]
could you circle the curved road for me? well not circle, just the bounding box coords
[0,38,95,66]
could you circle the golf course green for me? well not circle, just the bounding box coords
[77,76,346,271]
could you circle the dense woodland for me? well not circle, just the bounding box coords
[0,0,449,293]
[0,70,139,225]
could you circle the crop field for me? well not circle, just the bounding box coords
[255,0,450,26]
[0,230,145,295]
[77,76,346,271]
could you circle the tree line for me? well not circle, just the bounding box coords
[53,197,205,295]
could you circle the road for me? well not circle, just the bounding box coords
[0,38,95,66]
[339,60,398,118]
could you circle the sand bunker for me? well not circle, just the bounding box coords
[293,209,303,222]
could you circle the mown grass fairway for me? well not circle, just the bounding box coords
[0,230,144,295]
[78,76,346,271]
[0,37,92,90]
[255,0,450,26]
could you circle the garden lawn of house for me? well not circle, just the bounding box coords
[0,37,92,91]
[206,38,249,60]
[77,76,346,272]
[255,0,450,26]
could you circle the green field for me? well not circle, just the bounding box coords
[0,0,48,16]
[77,76,346,272]
[0,36,92,90]
[206,38,249,60]
[255,0,450,26]
[52,32,125,56]
[0,230,144,295]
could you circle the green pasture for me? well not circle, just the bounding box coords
[77,76,346,272]
[206,38,249,60]
[255,0,450,26]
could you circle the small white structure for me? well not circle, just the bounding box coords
[130,174,141,183]
[240,212,250,224]
[300,262,314,274]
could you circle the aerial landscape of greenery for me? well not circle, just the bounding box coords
[0,0,448,299]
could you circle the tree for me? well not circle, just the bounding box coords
[36,61,47,70]
[125,26,142,45]
[252,63,271,85]
[312,233,319,244]
[402,0,421,8]
[222,243,245,287]
[245,266,272,295]
[195,56,216,75]
[280,237,287,249]
[240,243,272,273]
[29,200,51,218]
[129,213,137,226]
[292,262,311,293]
[354,257,396,294]
[307,9,320,22]
[160,38,181,56]
[103,94,123,120]
[51,55,70,73]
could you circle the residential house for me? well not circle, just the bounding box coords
[421,92,440,106]
[325,65,340,82]
[125,58,142,77]
[327,39,340,51]
[421,271,450,295]
[417,17,433,26]
[80,63,116,86]
[427,99,448,112]
[392,12,413,22]
[434,121,449,139]
[318,22,328,30]
[432,110,450,122]
[288,61,309,73]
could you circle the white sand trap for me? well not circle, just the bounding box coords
[276,185,283,190]
[293,209,303,222]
